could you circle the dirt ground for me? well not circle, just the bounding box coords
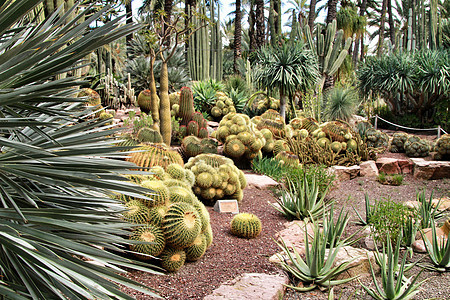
[123,164,449,300]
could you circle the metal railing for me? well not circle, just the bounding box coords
[372,115,448,138]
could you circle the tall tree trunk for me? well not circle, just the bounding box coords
[159,61,171,145]
[125,1,133,55]
[387,0,395,45]
[233,0,242,74]
[308,0,317,30]
[280,89,286,120]
[326,0,338,24]
[377,0,388,57]
[255,0,265,49]
[249,1,257,53]
[353,0,368,67]
[164,0,173,47]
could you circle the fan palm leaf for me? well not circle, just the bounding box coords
[0,1,162,298]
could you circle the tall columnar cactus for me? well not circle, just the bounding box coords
[159,62,171,145]
[304,19,352,92]
[179,87,194,126]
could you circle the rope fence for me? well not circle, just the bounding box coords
[372,115,448,138]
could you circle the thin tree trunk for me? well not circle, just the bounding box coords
[255,0,265,49]
[125,1,133,55]
[353,0,368,67]
[308,0,317,30]
[387,0,395,44]
[164,0,173,47]
[280,89,286,120]
[326,0,338,24]
[377,0,388,57]
[249,1,257,53]
[234,0,242,74]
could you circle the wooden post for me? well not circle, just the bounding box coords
[374,115,378,129]
[437,125,441,138]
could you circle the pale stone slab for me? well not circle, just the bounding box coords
[204,273,289,300]
[411,158,450,180]
[329,165,360,181]
[244,174,280,189]
[275,220,315,250]
[360,160,379,177]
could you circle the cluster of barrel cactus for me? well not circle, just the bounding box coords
[364,127,389,149]
[181,136,218,158]
[255,96,280,113]
[389,132,410,153]
[434,134,450,160]
[78,87,104,117]
[289,117,320,137]
[184,154,247,205]
[230,213,262,239]
[214,112,265,161]
[252,109,287,139]
[210,92,236,119]
[126,143,184,169]
[404,135,431,157]
[122,164,212,272]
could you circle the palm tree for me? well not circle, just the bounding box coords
[255,0,265,49]
[308,0,317,29]
[326,0,338,23]
[0,1,161,298]
[234,0,242,74]
[377,0,388,56]
[254,43,320,119]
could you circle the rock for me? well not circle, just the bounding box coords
[329,165,360,181]
[332,246,380,280]
[376,157,401,175]
[397,158,413,174]
[207,121,220,128]
[204,273,289,300]
[404,201,420,210]
[432,197,450,211]
[411,158,450,180]
[244,174,280,189]
[359,160,379,177]
[348,115,367,129]
[412,220,449,253]
[364,235,377,251]
[275,220,315,250]
[412,240,427,253]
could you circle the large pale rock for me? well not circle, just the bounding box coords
[360,160,379,177]
[204,273,289,300]
[412,219,450,253]
[332,246,380,280]
[329,165,360,181]
[244,174,280,189]
[275,220,315,250]
[405,197,450,211]
[411,158,450,180]
[397,158,413,174]
[376,157,401,174]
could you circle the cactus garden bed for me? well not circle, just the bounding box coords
[122,166,450,300]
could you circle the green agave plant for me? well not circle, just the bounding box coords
[421,220,450,272]
[323,204,359,247]
[273,173,330,221]
[277,221,357,291]
[416,188,445,229]
[0,1,162,298]
[361,233,426,300]
[353,192,377,226]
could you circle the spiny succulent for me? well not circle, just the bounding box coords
[163,202,202,249]
[230,213,262,239]
[160,247,186,272]
[166,163,185,181]
[122,200,150,224]
[140,180,170,207]
[130,224,165,258]
[185,234,207,262]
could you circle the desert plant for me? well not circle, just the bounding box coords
[0,1,162,298]
[277,222,357,291]
[416,188,445,229]
[391,174,404,186]
[324,86,359,121]
[273,173,330,221]
[369,199,416,245]
[361,233,426,300]
[285,164,335,199]
[323,204,356,247]
[377,172,388,184]
[251,156,289,181]
[192,79,224,113]
[230,213,262,239]
[354,193,377,226]
[421,220,450,272]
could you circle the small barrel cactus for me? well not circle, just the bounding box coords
[404,135,430,157]
[390,132,409,153]
[434,134,450,160]
[230,213,262,239]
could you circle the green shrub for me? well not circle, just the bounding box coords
[285,164,335,198]
[369,199,418,246]
[391,174,404,186]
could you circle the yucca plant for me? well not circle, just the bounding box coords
[361,233,426,300]
[277,221,357,291]
[273,173,330,221]
[416,188,445,229]
[421,220,450,272]
[324,86,359,122]
[0,1,162,298]
[323,204,358,247]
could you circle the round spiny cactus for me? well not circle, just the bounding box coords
[204,224,213,248]
[168,186,195,205]
[230,213,262,239]
[140,180,170,207]
[390,132,409,153]
[185,233,207,262]
[137,127,163,143]
[166,163,185,181]
[148,205,168,227]
[224,139,246,158]
[130,224,165,258]
[137,89,152,114]
[121,200,150,224]
[160,247,186,272]
[163,203,202,249]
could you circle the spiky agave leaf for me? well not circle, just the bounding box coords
[0,1,162,298]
